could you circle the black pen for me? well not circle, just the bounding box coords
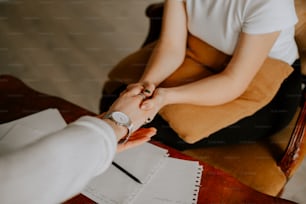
[112,161,142,184]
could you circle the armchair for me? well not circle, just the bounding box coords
[100,1,306,196]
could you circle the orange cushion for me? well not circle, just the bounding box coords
[159,57,293,143]
[159,35,293,143]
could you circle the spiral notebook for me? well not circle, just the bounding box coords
[82,143,203,204]
[132,157,202,204]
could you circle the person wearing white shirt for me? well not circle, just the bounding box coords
[117,0,301,149]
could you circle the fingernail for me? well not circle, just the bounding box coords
[144,89,151,94]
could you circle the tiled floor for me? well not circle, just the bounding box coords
[0,1,305,203]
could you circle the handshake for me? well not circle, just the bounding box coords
[99,82,167,152]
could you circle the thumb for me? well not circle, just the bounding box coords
[141,99,154,110]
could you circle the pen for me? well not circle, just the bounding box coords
[112,161,143,184]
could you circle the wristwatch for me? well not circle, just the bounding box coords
[103,111,133,144]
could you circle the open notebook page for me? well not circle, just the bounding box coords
[0,109,67,155]
[82,143,169,204]
[132,157,203,204]
[114,142,168,183]
[0,108,67,139]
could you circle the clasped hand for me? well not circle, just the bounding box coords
[105,81,164,152]
[124,81,166,113]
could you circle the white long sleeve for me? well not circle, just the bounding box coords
[0,116,117,204]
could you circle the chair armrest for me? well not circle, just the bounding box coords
[142,2,164,47]
[279,89,306,178]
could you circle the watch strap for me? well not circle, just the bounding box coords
[103,112,133,144]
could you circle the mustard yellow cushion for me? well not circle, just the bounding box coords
[158,34,293,143]
[159,57,293,143]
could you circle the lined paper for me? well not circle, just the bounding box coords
[0,108,66,139]
[82,143,169,204]
[132,158,202,204]
[114,142,169,183]
[82,143,203,204]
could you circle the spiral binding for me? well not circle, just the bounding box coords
[192,165,203,204]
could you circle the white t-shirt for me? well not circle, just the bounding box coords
[179,0,299,64]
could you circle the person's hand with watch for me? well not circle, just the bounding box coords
[98,87,157,152]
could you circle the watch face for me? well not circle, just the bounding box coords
[112,111,129,124]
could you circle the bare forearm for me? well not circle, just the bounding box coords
[139,40,185,86]
[158,32,281,107]
[140,0,187,86]
[161,72,245,107]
